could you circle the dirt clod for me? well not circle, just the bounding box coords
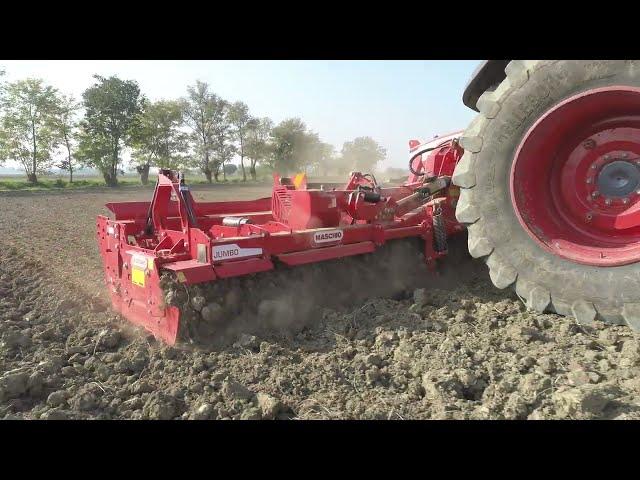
[191,296,207,312]
[190,402,215,420]
[552,385,619,418]
[41,409,71,420]
[46,391,68,407]
[221,379,254,402]
[143,392,179,420]
[256,392,283,420]
[0,372,29,401]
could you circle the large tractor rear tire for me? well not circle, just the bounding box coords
[452,60,640,329]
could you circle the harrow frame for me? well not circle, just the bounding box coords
[97,134,464,344]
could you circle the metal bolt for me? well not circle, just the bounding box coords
[603,155,611,160]
[605,198,612,205]
[622,153,628,159]
[592,191,600,198]
[623,197,630,204]
[586,178,593,184]
[585,213,593,222]
[591,164,598,170]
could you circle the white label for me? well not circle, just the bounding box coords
[131,254,148,269]
[212,243,263,262]
[107,226,115,236]
[313,229,343,245]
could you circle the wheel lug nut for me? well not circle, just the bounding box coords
[605,198,612,206]
[591,164,598,170]
[592,191,600,198]
[586,178,593,184]
[623,197,630,204]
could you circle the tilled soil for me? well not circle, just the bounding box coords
[1,186,640,420]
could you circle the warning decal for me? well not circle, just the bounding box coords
[131,254,148,287]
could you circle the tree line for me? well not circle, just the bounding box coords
[0,70,388,186]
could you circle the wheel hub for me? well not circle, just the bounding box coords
[510,86,640,267]
[596,160,640,198]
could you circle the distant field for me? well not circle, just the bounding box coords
[0,173,267,191]
[0,172,359,191]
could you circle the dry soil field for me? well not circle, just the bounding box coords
[1,183,640,420]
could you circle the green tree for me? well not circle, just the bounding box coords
[131,99,187,185]
[79,75,143,186]
[312,142,337,176]
[299,132,330,175]
[211,121,235,181]
[227,101,253,182]
[51,94,80,182]
[341,136,386,173]
[182,81,228,183]
[76,128,112,179]
[0,69,6,168]
[269,118,320,175]
[0,78,60,183]
[0,68,6,104]
[245,117,273,180]
[224,163,238,176]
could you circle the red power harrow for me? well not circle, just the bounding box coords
[97,133,464,344]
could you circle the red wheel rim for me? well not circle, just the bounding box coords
[510,86,640,267]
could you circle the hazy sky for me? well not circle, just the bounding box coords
[0,60,480,169]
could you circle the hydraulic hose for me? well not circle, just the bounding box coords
[362,173,378,188]
[408,140,452,176]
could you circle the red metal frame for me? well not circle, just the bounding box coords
[510,86,640,266]
[97,141,464,344]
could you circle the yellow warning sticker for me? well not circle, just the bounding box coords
[293,173,306,189]
[131,268,146,287]
[131,254,148,287]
